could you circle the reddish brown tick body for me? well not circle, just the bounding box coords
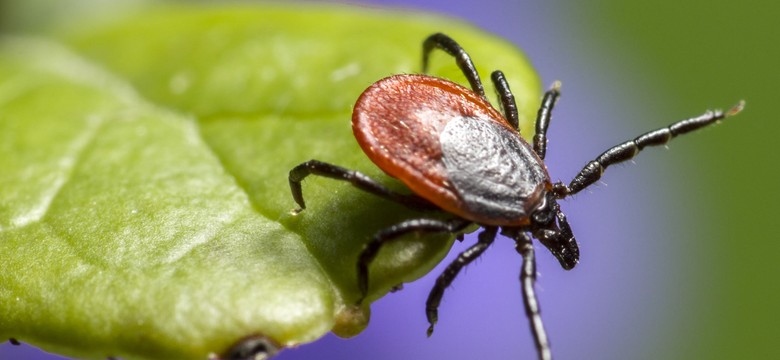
[354,74,549,226]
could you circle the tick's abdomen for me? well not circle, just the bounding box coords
[353,74,549,225]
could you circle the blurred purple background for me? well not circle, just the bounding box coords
[2,1,695,359]
[268,2,682,360]
[275,1,686,359]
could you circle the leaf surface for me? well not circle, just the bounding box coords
[0,5,540,359]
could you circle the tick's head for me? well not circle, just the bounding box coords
[531,193,580,270]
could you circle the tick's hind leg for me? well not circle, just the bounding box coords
[507,229,552,360]
[356,218,472,304]
[425,226,497,337]
[556,101,744,197]
[422,33,485,98]
[288,160,437,212]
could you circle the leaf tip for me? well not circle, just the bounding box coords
[331,304,371,338]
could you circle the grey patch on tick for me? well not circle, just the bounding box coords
[440,117,547,221]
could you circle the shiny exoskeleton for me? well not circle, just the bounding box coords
[288,33,743,360]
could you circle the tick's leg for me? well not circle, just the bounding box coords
[533,82,562,160]
[426,226,497,337]
[422,33,485,98]
[555,101,745,197]
[356,218,472,304]
[491,71,520,131]
[512,230,552,360]
[222,335,279,360]
[288,160,436,212]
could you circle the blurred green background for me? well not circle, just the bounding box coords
[0,1,777,359]
[592,2,779,358]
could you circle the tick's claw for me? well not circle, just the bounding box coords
[727,100,746,116]
[426,324,435,337]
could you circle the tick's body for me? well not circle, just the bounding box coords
[288,33,743,360]
[353,75,549,226]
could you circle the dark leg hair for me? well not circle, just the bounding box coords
[288,160,436,212]
[422,33,485,98]
[533,82,562,160]
[510,230,552,360]
[491,71,520,131]
[556,101,744,197]
[425,226,498,336]
[356,218,472,304]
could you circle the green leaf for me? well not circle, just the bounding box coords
[0,4,540,360]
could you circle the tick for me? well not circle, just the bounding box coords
[288,33,743,360]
